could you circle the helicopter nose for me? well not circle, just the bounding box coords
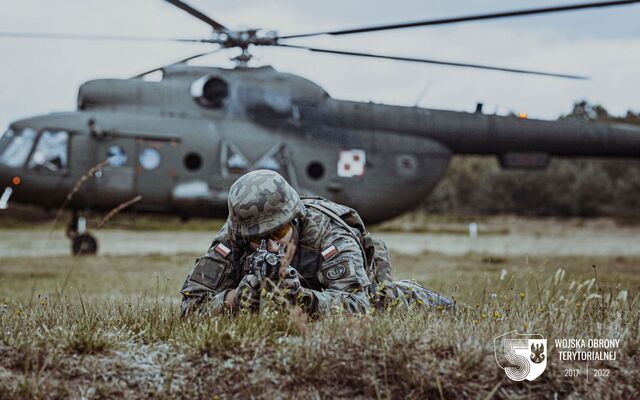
[0,126,35,208]
[0,165,21,209]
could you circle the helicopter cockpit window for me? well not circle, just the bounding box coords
[28,130,69,172]
[139,148,161,170]
[0,127,37,168]
[0,128,15,156]
[107,145,128,167]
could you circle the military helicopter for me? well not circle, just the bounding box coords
[0,0,639,255]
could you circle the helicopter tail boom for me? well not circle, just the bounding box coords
[308,99,640,161]
[431,112,640,159]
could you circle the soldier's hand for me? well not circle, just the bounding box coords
[279,240,297,270]
[278,266,302,299]
[234,274,261,311]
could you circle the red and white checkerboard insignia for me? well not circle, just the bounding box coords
[214,243,231,258]
[321,245,338,260]
[338,149,366,178]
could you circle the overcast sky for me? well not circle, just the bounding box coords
[1,0,639,130]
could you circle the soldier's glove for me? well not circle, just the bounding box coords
[278,266,302,300]
[277,266,316,313]
[234,274,261,312]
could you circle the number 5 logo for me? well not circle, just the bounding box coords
[494,330,547,381]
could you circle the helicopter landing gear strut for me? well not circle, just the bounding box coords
[67,210,98,256]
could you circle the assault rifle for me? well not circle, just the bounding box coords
[248,239,298,289]
[249,240,284,285]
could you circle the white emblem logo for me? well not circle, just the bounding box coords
[494,330,547,381]
[337,149,366,178]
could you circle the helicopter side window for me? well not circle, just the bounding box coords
[107,145,128,167]
[184,152,202,171]
[0,128,37,168]
[139,148,161,170]
[257,156,280,171]
[227,154,248,171]
[28,130,69,172]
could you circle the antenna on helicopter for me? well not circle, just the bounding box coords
[414,81,434,107]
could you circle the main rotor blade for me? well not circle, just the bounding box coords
[0,31,210,43]
[132,47,224,78]
[164,0,229,32]
[276,44,588,80]
[280,0,640,39]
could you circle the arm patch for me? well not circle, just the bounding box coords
[325,264,347,280]
[189,256,228,290]
[321,257,351,281]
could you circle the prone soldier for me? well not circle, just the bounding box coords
[180,169,454,316]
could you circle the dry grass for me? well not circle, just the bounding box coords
[0,252,638,399]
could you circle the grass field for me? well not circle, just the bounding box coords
[0,249,638,399]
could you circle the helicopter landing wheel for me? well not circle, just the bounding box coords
[67,211,97,255]
[72,233,98,256]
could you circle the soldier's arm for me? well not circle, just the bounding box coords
[303,226,371,314]
[180,222,241,316]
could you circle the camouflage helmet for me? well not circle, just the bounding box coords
[228,169,305,238]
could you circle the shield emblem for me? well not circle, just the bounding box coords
[494,331,548,382]
[526,339,547,381]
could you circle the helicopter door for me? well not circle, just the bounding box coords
[134,138,177,209]
[92,138,136,208]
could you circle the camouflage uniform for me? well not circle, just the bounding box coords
[180,170,454,316]
[181,200,370,315]
[367,237,454,310]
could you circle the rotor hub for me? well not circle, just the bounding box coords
[211,29,278,49]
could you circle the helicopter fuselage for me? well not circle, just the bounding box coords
[1,65,639,223]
